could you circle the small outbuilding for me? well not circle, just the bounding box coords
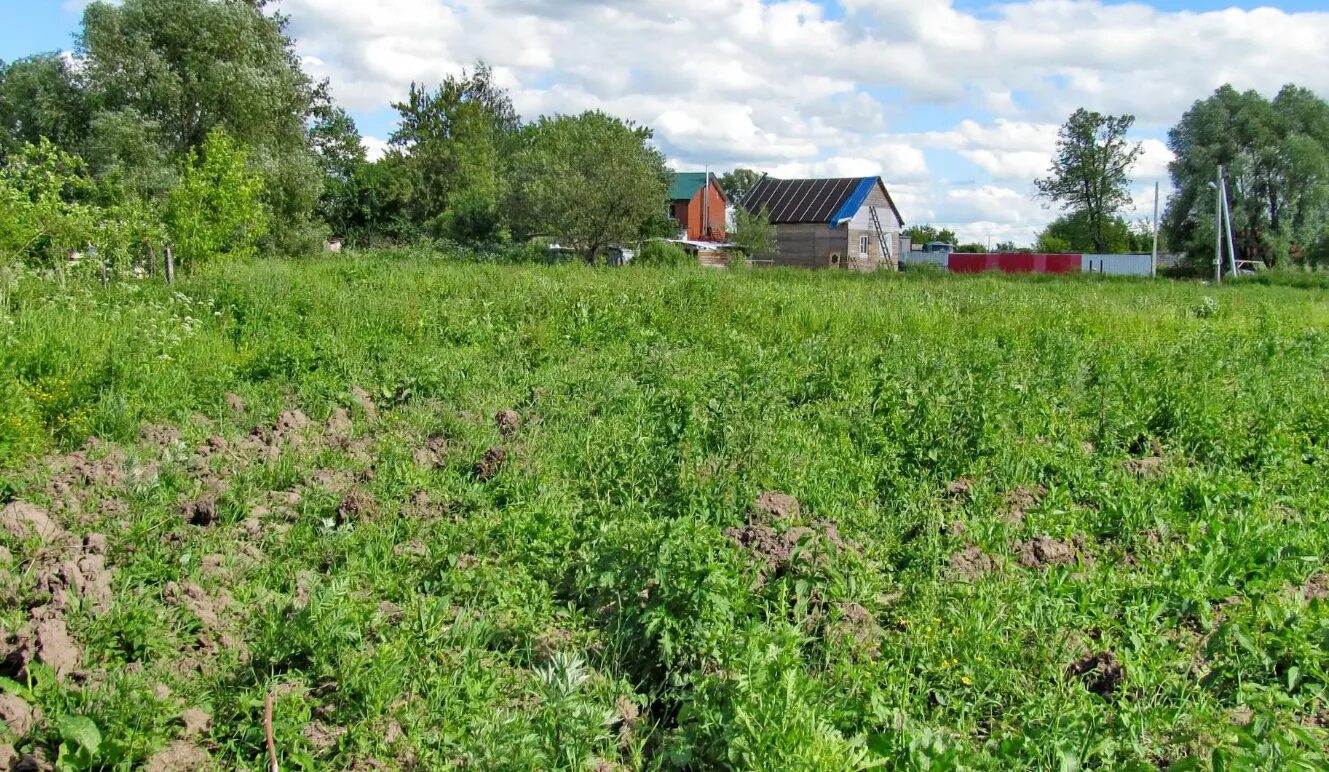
[741,176,904,271]
[670,172,727,242]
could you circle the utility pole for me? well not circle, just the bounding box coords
[1151,180,1160,278]
[1221,176,1238,277]
[1214,165,1223,285]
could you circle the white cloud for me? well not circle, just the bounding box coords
[362,136,389,163]
[273,0,1329,244]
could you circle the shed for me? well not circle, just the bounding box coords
[740,176,904,271]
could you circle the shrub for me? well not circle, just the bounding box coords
[634,240,691,267]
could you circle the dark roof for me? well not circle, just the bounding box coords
[669,172,726,203]
[741,176,904,226]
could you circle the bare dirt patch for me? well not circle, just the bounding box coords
[1124,457,1166,478]
[949,546,996,581]
[1016,536,1080,569]
[224,393,246,414]
[752,491,800,521]
[180,499,219,527]
[413,436,449,469]
[724,493,847,580]
[351,386,378,420]
[35,533,113,614]
[828,601,883,658]
[144,740,211,772]
[1068,651,1125,697]
[179,708,211,738]
[495,410,522,438]
[326,408,352,436]
[304,720,346,751]
[138,424,182,447]
[473,447,507,481]
[164,581,232,631]
[1001,485,1047,524]
[337,487,378,524]
[1297,574,1329,602]
[944,478,975,503]
[0,693,39,737]
[2,501,66,543]
[7,613,83,682]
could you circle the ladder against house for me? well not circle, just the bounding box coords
[868,207,896,270]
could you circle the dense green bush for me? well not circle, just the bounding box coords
[633,240,692,267]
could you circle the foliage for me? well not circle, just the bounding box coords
[0,139,97,268]
[634,240,692,267]
[1035,212,1157,253]
[1164,84,1329,268]
[3,255,1329,769]
[902,224,959,247]
[718,168,763,206]
[0,54,90,158]
[955,242,987,253]
[730,205,778,255]
[1036,108,1144,253]
[167,129,267,269]
[507,111,672,261]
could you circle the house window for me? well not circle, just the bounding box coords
[859,235,870,255]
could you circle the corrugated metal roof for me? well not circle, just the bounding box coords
[741,176,905,227]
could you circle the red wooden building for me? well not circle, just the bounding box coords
[670,172,727,241]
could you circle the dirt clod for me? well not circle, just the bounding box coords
[138,424,181,447]
[32,616,81,681]
[752,491,800,522]
[1068,651,1125,697]
[949,546,995,581]
[143,741,211,772]
[181,499,219,527]
[413,436,448,469]
[1016,536,1079,569]
[275,410,311,436]
[1300,574,1329,601]
[495,410,522,437]
[473,448,507,481]
[326,408,352,436]
[1124,457,1165,478]
[1002,485,1047,524]
[829,601,883,658]
[944,478,975,502]
[337,488,378,524]
[35,537,114,614]
[196,436,228,458]
[179,708,211,737]
[224,394,246,414]
[0,693,38,737]
[351,386,377,419]
[303,721,346,751]
[1,501,65,543]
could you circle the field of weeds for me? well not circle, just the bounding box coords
[2,255,1329,770]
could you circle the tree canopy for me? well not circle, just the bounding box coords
[1036,109,1143,254]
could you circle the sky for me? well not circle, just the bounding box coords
[4,0,1329,244]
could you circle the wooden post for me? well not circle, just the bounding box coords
[165,246,175,286]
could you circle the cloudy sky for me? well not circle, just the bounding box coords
[5,1,1329,243]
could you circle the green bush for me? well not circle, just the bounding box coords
[634,239,691,267]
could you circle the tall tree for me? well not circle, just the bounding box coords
[1164,84,1329,267]
[902,224,959,246]
[78,0,325,252]
[508,111,671,262]
[0,55,90,158]
[390,63,518,241]
[1036,109,1143,253]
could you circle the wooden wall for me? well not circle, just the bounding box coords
[754,224,850,269]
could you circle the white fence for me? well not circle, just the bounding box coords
[1082,254,1153,276]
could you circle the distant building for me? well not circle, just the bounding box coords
[740,176,904,271]
[670,172,727,242]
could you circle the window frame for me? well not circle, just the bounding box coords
[859,234,870,256]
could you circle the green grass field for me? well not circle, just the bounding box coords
[2,255,1329,770]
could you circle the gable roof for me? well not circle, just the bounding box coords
[741,176,905,227]
[670,172,726,203]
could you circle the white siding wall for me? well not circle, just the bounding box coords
[1082,254,1153,276]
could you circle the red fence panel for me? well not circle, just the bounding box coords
[946,253,1083,274]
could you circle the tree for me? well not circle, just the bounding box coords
[78,0,324,252]
[718,168,763,206]
[1034,212,1153,253]
[391,63,518,242]
[508,111,671,262]
[903,224,959,247]
[1036,109,1143,253]
[1164,84,1329,268]
[955,242,987,253]
[167,129,267,269]
[730,206,778,256]
[0,54,90,158]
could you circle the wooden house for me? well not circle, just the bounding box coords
[670,172,727,242]
[741,176,904,271]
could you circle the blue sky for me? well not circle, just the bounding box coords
[3,0,1327,242]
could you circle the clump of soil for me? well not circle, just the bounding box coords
[48,443,127,492]
[2,501,66,543]
[1124,457,1165,478]
[495,410,522,437]
[35,533,113,614]
[180,499,219,527]
[1068,651,1125,697]
[0,693,39,737]
[304,721,347,751]
[413,436,449,469]
[337,487,378,524]
[351,386,378,420]
[196,436,228,458]
[225,393,246,414]
[724,493,846,580]
[1299,574,1329,601]
[164,581,232,630]
[1001,485,1047,524]
[473,448,507,481]
[944,478,975,503]
[144,741,211,772]
[326,408,353,436]
[6,613,82,682]
[753,491,800,521]
[138,424,182,447]
[1016,536,1080,569]
[275,410,311,436]
[179,708,211,737]
[949,546,996,581]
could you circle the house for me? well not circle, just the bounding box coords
[669,172,727,242]
[740,176,904,271]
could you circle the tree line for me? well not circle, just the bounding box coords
[0,0,687,277]
[905,87,1329,269]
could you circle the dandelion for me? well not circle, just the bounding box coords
[961,677,973,686]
